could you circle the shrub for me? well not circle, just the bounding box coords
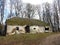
[0,23,3,30]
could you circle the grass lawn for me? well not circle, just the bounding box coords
[0,32,59,45]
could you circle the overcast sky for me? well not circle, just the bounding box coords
[22,0,53,5]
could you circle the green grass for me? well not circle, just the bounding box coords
[0,33,59,45]
[6,17,49,26]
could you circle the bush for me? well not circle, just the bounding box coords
[0,23,3,30]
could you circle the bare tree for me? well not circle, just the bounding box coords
[45,2,51,23]
[30,5,36,19]
[26,3,32,19]
[42,6,46,22]
[57,0,60,31]
[9,0,14,18]
[42,2,51,23]
[0,0,5,24]
[36,5,41,20]
[57,0,60,12]
[14,0,22,17]
[7,13,14,19]
[20,4,27,18]
[26,3,35,19]
[9,0,22,17]
[42,2,54,32]
[53,0,59,32]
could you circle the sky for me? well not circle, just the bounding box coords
[22,0,53,5]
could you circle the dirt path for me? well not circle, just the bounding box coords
[40,34,60,45]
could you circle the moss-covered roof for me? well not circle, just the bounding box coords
[6,17,49,26]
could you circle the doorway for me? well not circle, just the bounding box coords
[25,25,30,33]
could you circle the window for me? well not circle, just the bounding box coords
[34,28,36,30]
[16,27,19,30]
[45,28,49,30]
